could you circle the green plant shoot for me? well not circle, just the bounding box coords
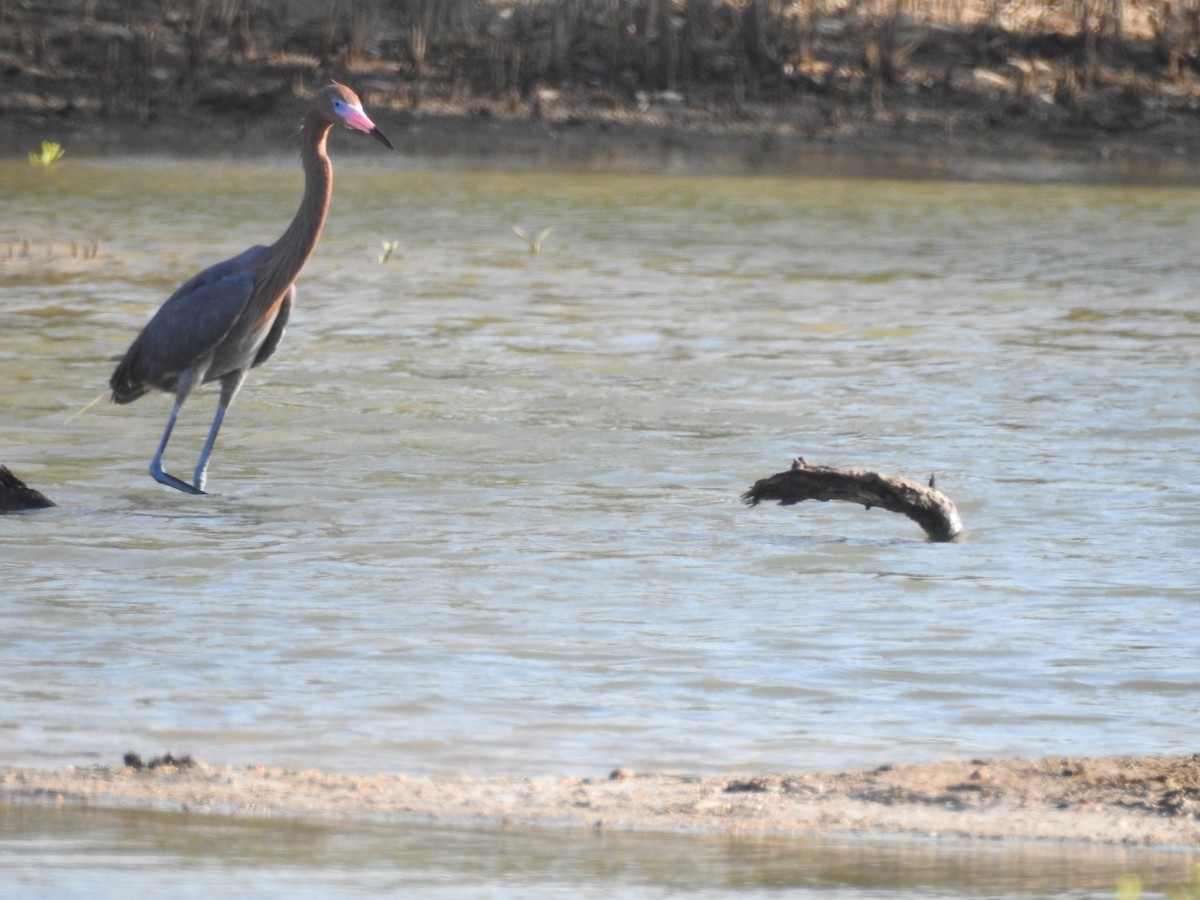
[513,225,552,256]
[28,141,65,169]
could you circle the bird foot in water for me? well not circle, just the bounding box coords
[149,463,207,495]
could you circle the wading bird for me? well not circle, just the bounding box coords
[109,83,392,494]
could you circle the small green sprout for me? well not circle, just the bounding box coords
[28,141,65,169]
[512,225,552,256]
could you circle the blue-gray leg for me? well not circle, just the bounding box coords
[192,405,227,493]
[150,400,206,494]
[149,368,205,495]
[192,369,248,493]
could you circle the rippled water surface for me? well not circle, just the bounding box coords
[3,803,1198,900]
[3,159,1199,776]
[2,158,1199,890]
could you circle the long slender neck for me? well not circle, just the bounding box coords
[262,110,334,287]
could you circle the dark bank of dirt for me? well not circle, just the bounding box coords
[2,0,1200,179]
[4,753,1200,845]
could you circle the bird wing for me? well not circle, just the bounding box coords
[111,246,269,401]
[155,254,262,347]
[252,285,292,369]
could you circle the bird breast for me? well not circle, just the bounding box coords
[203,300,285,383]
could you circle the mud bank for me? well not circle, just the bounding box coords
[4,754,1200,847]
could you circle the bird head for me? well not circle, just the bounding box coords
[318,82,393,149]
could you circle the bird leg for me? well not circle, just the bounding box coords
[191,369,248,493]
[191,407,229,493]
[146,368,205,494]
[150,399,206,495]
[191,408,224,494]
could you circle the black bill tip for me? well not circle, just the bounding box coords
[370,126,394,150]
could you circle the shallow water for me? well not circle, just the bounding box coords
[3,159,1200,894]
[3,159,1199,778]
[2,803,1198,899]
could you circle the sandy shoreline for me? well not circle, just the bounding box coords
[4,753,1199,847]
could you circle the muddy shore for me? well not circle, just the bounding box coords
[4,754,1200,847]
[9,104,1200,185]
[6,64,1200,184]
[5,1,1200,179]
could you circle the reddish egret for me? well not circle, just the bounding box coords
[110,82,392,494]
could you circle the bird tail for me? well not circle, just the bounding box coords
[109,353,150,405]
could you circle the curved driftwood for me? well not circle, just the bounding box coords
[0,464,56,512]
[742,458,963,542]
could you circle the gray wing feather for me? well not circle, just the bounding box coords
[110,246,267,401]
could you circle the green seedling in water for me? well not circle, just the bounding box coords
[28,141,65,169]
[378,240,398,263]
[512,225,551,255]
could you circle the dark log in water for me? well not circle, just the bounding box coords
[0,464,55,512]
[742,458,963,542]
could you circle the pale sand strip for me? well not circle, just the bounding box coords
[4,754,1199,846]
